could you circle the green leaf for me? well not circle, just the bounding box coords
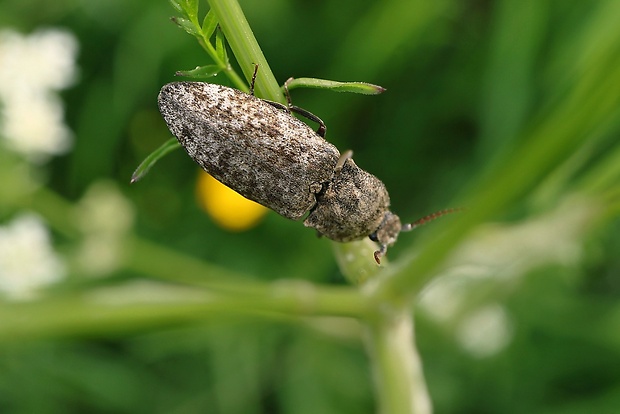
[169,0,184,13]
[169,0,199,21]
[170,16,200,37]
[215,27,228,64]
[181,0,199,21]
[284,78,386,95]
[175,65,222,78]
[201,10,218,39]
[130,138,181,184]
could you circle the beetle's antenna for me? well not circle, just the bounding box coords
[401,207,464,232]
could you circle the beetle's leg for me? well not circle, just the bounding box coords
[263,100,289,111]
[263,99,328,138]
[249,64,259,96]
[283,77,327,137]
[373,244,387,264]
[261,77,328,137]
[283,77,295,106]
[288,105,327,137]
[335,150,353,173]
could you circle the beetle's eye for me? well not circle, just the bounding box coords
[369,232,378,242]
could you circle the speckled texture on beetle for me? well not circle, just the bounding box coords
[158,81,405,263]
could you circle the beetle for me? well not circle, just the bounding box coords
[158,76,455,263]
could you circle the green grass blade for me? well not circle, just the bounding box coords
[175,64,221,78]
[130,138,181,184]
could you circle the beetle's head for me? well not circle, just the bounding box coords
[369,211,402,264]
[370,208,463,264]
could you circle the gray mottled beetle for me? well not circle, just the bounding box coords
[158,77,454,263]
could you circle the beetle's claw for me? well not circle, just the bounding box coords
[374,244,387,265]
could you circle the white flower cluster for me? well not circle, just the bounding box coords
[0,28,78,162]
[0,214,65,300]
[0,28,79,300]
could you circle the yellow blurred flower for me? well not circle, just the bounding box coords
[196,171,267,231]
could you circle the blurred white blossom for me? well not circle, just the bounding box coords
[455,304,513,358]
[1,93,73,157]
[0,214,65,300]
[73,181,135,276]
[0,29,78,94]
[0,28,78,162]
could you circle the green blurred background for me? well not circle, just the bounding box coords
[1,0,619,413]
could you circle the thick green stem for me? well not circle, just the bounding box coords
[364,305,432,414]
[207,0,284,102]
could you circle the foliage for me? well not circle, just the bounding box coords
[0,0,619,413]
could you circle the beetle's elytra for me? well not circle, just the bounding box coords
[158,81,452,263]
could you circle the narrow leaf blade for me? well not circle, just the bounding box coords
[285,77,386,95]
[215,27,228,64]
[201,10,218,39]
[171,16,200,37]
[175,65,222,78]
[131,138,181,184]
[181,0,199,21]
[169,0,183,13]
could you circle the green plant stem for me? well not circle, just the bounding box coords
[364,305,432,414]
[207,0,284,102]
[126,236,369,318]
[331,239,383,285]
[0,287,367,342]
[200,38,247,91]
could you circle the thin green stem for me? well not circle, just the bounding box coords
[198,32,247,90]
[180,11,247,90]
[126,236,369,318]
[0,287,367,342]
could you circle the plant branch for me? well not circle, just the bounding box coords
[364,305,432,414]
[207,0,284,102]
[0,285,368,342]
